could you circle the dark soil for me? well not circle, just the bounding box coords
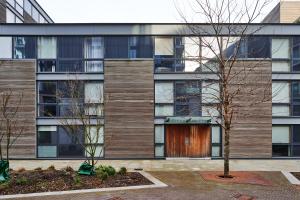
[0,169,153,195]
[292,172,300,181]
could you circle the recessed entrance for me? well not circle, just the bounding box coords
[166,125,211,158]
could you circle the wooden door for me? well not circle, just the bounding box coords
[166,125,211,157]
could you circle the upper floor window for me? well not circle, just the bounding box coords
[38,37,57,59]
[13,37,36,59]
[84,37,104,59]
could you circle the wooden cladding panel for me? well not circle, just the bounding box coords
[228,60,272,158]
[0,60,36,158]
[166,125,211,158]
[104,60,154,159]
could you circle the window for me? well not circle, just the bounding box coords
[85,83,103,103]
[38,60,56,72]
[175,81,201,116]
[293,37,300,71]
[292,82,300,116]
[32,6,39,21]
[58,127,84,158]
[129,36,153,58]
[37,126,57,158]
[38,82,57,117]
[155,37,174,56]
[38,37,57,59]
[13,37,36,59]
[155,105,174,117]
[211,126,221,157]
[15,17,22,23]
[85,126,104,157]
[0,37,12,59]
[16,0,23,15]
[272,105,290,117]
[272,38,290,59]
[272,126,290,157]
[202,106,219,117]
[272,61,290,72]
[155,126,164,144]
[272,82,290,103]
[24,0,32,14]
[84,37,104,59]
[155,83,174,104]
[248,37,270,58]
[85,61,103,72]
[105,37,128,58]
[6,8,15,23]
[57,60,83,72]
[202,82,219,104]
[58,37,83,58]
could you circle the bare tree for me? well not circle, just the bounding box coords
[56,78,105,168]
[175,0,274,177]
[0,89,24,161]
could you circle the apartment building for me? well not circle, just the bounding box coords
[0,0,53,23]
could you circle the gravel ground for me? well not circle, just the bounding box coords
[7,171,300,200]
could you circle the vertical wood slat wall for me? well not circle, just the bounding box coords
[0,60,36,158]
[104,60,154,158]
[228,60,272,158]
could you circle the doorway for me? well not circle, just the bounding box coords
[166,125,211,157]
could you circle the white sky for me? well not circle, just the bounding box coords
[36,0,280,23]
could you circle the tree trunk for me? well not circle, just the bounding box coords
[224,126,230,177]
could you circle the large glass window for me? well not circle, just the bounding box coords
[84,37,104,59]
[272,105,290,117]
[38,37,57,59]
[272,38,290,59]
[293,37,300,71]
[31,6,39,21]
[0,37,12,59]
[24,0,32,14]
[58,127,84,158]
[37,126,57,158]
[155,82,174,104]
[175,81,201,116]
[247,37,270,58]
[38,82,57,117]
[6,8,15,23]
[58,37,83,59]
[38,60,56,72]
[211,126,221,157]
[105,37,128,58]
[272,82,290,104]
[292,82,300,116]
[272,126,290,157]
[13,37,36,59]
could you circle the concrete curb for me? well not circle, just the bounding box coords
[0,171,168,200]
[281,171,300,185]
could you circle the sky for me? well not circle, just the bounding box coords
[36,0,280,23]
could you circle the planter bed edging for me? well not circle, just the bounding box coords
[0,171,167,200]
[281,171,300,185]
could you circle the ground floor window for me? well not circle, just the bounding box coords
[37,125,104,158]
[272,125,300,157]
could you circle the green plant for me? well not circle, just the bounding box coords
[0,181,10,189]
[96,170,108,180]
[118,167,127,175]
[73,175,81,185]
[16,177,28,185]
[47,165,55,171]
[96,165,116,176]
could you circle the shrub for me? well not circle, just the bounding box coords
[96,170,108,180]
[118,167,127,175]
[47,165,55,171]
[34,167,42,171]
[16,177,28,185]
[96,165,116,176]
[17,168,25,173]
[0,181,10,189]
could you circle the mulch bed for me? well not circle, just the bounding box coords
[291,172,300,181]
[200,171,273,186]
[0,169,153,195]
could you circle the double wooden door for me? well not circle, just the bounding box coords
[166,125,211,157]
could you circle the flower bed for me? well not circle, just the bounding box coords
[0,167,153,195]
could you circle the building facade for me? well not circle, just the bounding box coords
[0,24,299,160]
[0,0,53,23]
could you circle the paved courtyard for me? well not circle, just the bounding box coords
[15,171,300,200]
[9,159,300,172]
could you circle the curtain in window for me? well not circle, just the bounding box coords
[84,37,104,59]
[38,37,57,59]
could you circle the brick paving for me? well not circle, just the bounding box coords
[13,171,300,200]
